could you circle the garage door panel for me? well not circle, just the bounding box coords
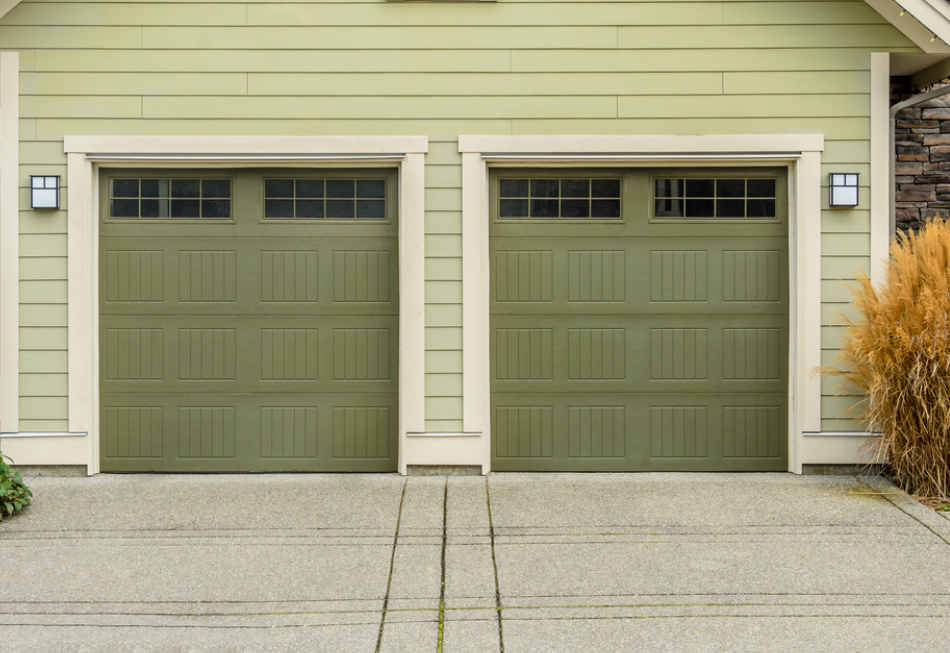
[491,168,788,472]
[100,168,398,472]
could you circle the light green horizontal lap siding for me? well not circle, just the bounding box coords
[1,0,916,435]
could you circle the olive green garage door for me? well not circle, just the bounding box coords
[99,169,398,472]
[490,169,788,471]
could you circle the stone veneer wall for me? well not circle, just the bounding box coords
[894,84,950,233]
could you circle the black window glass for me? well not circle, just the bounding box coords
[327,180,355,198]
[112,179,139,198]
[531,179,559,198]
[327,199,355,218]
[685,179,715,197]
[655,199,683,218]
[140,199,167,218]
[747,179,776,198]
[747,199,776,218]
[202,199,230,219]
[265,179,294,197]
[560,199,590,218]
[500,199,528,218]
[592,179,621,197]
[591,199,620,218]
[531,199,559,218]
[140,179,167,197]
[357,200,386,218]
[296,200,324,218]
[171,179,200,199]
[357,179,386,199]
[654,179,681,197]
[202,179,230,198]
[716,179,745,198]
[685,199,714,217]
[265,199,294,218]
[716,199,745,218]
[111,199,139,217]
[560,179,590,198]
[296,179,324,198]
[500,179,528,198]
[170,199,200,217]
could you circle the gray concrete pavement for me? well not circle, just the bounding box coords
[3,473,950,651]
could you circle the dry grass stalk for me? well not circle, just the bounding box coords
[822,219,950,500]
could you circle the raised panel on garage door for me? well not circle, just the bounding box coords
[490,169,788,472]
[99,169,398,472]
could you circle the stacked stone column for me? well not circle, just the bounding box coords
[895,91,950,233]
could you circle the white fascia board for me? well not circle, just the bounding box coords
[865,0,950,54]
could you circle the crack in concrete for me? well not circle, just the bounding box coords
[486,478,505,653]
[375,477,408,653]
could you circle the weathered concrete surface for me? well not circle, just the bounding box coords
[3,472,950,651]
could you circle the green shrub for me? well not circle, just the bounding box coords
[823,219,950,499]
[0,451,32,519]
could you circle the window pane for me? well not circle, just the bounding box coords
[327,180,355,198]
[357,179,385,199]
[202,199,230,218]
[747,179,776,198]
[265,179,294,197]
[716,179,745,198]
[716,199,745,217]
[296,200,324,218]
[500,179,528,198]
[171,199,200,217]
[654,179,681,197]
[112,179,139,198]
[295,179,324,198]
[685,179,715,197]
[590,199,620,218]
[140,179,167,198]
[140,199,168,218]
[202,179,230,198]
[500,199,528,218]
[530,199,559,217]
[265,199,294,218]
[327,199,355,218]
[685,199,714,217]
[171,179,200,199]
[655,198,683,218]
[531,179,559,198]
[357,200,385,218]
[560,179,590,198]
[592,179,621,197]
[746,199,776,218]
[560,199,590,218]
[111,199,139,217]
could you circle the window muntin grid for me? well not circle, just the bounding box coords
[263,178,387,219]
[498,178,621,219]
[654,178,777,219]
[109,178,231,219]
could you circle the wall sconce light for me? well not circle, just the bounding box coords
[31,175,60,210]
[829,173,859,208]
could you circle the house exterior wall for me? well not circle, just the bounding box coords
[0,0,921,469]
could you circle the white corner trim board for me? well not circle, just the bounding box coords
[62,135,428,475]
[459,134,825,474]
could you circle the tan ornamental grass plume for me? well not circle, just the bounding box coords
[822,218,950,500]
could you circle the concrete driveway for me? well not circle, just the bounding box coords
[3,473,950,651]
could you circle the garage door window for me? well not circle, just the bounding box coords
[264,176,389,220]
[109,178,232,219]
[497,177,621,219]
[654,177,777,220]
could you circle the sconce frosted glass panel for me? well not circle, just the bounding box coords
[829,173,859,207]
[30,175,60,209]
